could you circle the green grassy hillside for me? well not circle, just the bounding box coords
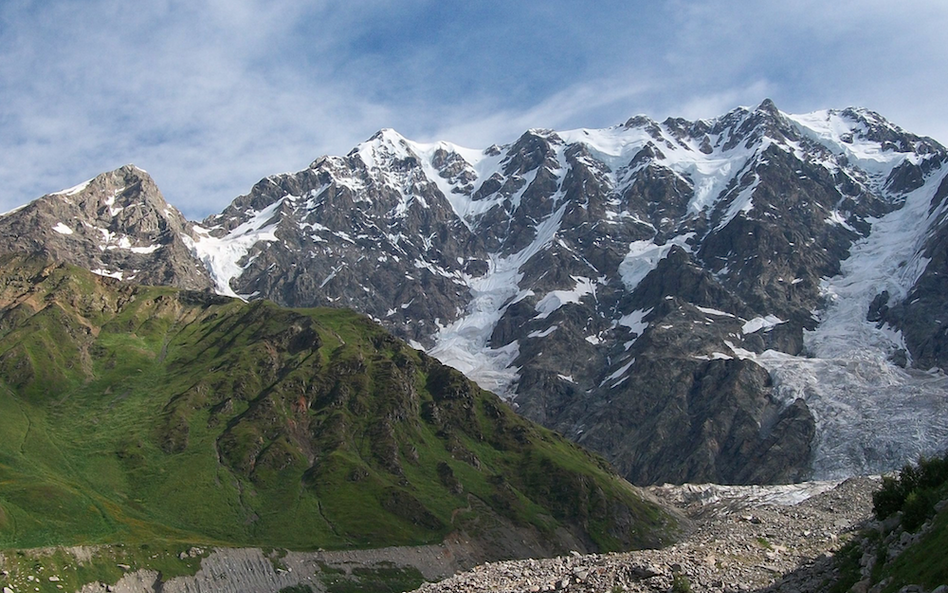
[830,454,948,592]
[0,253,676,555]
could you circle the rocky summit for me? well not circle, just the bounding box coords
[4,100,948,486]
[0,165,212,291]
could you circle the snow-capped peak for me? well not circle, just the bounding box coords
[7,98,948,491]
[352,128,415,171]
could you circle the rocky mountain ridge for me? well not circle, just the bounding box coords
[3,100,948,486]
[0,253,675,558]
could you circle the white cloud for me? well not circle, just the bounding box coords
[0,0,395,217]
[670,81,777,122]
[0,0,946,218]
[417,78,657,150]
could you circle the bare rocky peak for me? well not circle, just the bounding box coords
[0,164,213,290]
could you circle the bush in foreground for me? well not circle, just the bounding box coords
[872,453,948,531]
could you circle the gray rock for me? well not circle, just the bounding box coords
[0,165,213,291]
[6,102,948,486]
[850,579,871,593]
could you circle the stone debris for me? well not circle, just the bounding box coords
[843,494,948,593]
[74,540,469,593]
[413,477,881,593]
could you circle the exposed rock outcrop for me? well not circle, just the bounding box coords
[5,102,948,485]
[0,165,213,290]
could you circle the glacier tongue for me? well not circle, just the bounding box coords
[749,169,948,480]
[428,204,569,398]
[758,349,948,480]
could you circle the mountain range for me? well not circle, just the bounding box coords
[3,99,947,486]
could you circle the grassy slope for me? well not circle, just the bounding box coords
[879,503,948,590]
[829,470,948,593]
[0,253,676,556]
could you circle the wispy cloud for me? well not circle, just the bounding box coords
[0,0,397,216]
[416,78,658,150]
[1,1,946,218]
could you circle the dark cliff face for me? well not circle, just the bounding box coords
[6,101,948,486]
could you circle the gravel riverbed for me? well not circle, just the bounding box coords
[412,477,880,593]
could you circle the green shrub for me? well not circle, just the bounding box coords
[917,455,948,490]
[902,489,937,532]
[872,452,948,525]
[671,572,692,593]
[873,475,908,520]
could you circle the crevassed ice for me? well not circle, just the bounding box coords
[427,204,569,398]
[747,168,948,479]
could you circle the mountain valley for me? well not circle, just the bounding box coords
[3,100,946,486]
[0,254,676,579]
[2,99,948,592]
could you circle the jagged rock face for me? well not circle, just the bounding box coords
[7,101,948,486]
[0,165,213,290]
[189,131,482,344]
[186,102,948,485]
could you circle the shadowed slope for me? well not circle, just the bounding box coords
[0,252,677,556]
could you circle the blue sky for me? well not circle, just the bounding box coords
[2,0,947,219]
